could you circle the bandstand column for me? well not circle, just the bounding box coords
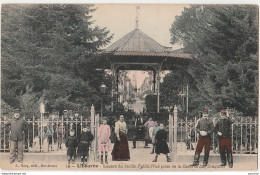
[111,64,115,112]
[156,71,160,113]
[153,70,156,93]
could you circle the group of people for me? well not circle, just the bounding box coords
[5,108,234,167]
[132,116,171,162]
[190,109,234,168]
[4,109,95,164]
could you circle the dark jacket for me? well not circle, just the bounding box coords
[215,117,234,138]
[5,117,28,141]
[196,117,214,138]
[79,131,94,143]
[155,129,170,154]
[66,136,78,148]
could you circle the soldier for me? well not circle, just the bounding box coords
[190,109,214,167]
[5,109,29,163]
[215,109,234,168]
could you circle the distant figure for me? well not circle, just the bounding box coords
[143,117,155,148]
[78,125,94,164]
[5,109,28,163]
[111,115,130,161]
[98,117,112,164]
[152,123,171,162]
[45,125,54,152]
[190,109,214,167]
[65,129,78,164]
[132,115,144,148]
[215,109,234,168]
[56,123,65,150]
[150,121,160,154]
[38,127,46,151]
[184,125,194,150]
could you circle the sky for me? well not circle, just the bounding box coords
[92,4,188,88]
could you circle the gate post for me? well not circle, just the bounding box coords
[90,104,95,154]
[173,105,178,161]
[169,111,174,161]
[94,113,100,162]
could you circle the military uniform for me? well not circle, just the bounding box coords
[190,109,214,167]
[5,111,28,163]
[215,110,234,168]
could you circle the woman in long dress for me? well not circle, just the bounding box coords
[98,117,112,164]
[111,115,130,161]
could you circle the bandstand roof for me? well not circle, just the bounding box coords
[103,28,193,59]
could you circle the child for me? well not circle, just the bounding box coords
[152,123,171,162]
[78,125,94,164]
[150,121,160,154]
[65,129,78,164]
[56,123,65,150]
[98,117,112,164]
[46,125,54,152]
[38,127,46,151]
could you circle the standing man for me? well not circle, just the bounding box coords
[132,115,144,148]
[215,109,234,168]
[143,117,155,148]
[5,109,28,163]
[190,109,214,167]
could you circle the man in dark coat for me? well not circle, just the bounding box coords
[132,115,144,148]
[5,109,28,163]
[215,109,234,168]
[152,123,171,162]
[190,109,214,167]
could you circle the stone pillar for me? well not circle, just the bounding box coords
[173,105,178,161]
[94,113,99,162]
[90,104,95,136]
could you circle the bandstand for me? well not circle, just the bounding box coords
[102,25,194,113]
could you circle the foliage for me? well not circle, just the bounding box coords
[1,4,113,115]
[144,94,157,114]
[169,5,258,116]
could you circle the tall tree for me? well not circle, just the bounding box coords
[169,5,258,115]
[2,4,113,115]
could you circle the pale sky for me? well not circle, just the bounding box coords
[92,4,188,88]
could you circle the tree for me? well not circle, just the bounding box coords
[170,5,258,115]
[2,4,113,114]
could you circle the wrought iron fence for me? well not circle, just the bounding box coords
[176,116,258,154]
[0,116,91,153]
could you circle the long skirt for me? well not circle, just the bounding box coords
[111,131,130,161]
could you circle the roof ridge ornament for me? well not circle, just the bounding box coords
[135,5,140,29]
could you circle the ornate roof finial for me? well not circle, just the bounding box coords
[135,5,140,29]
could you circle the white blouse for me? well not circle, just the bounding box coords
[115,121,127,137]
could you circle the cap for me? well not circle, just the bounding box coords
[202,109,208,114]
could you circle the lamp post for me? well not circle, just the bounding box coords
[100,82,107,119]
